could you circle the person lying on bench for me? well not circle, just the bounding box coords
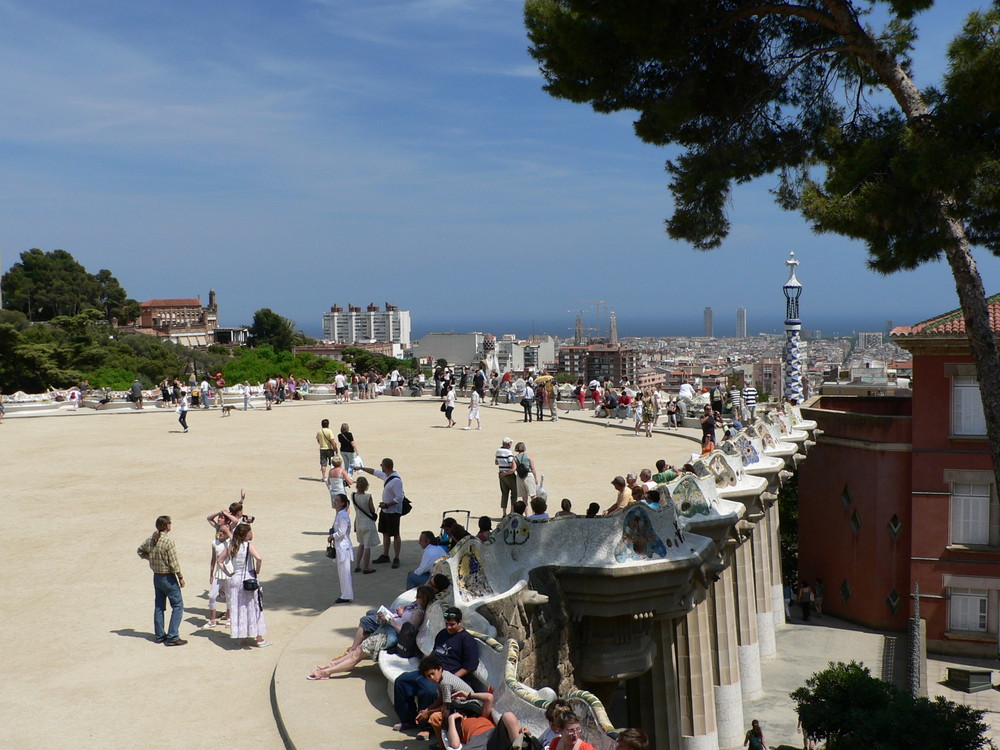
[443,689,527,750]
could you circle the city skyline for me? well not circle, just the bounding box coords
[2,1,996,338]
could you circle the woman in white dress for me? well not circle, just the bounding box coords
[352,476,379,574]
[330,494,354,603]
[218,522,271,648]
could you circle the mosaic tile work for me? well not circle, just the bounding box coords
[614,504,668,562]
[707,453,737,487]
[668,476,712,518]
[457,544,493,600]
[503,515,532,545]
[734,434,761,466]
[690,461,713,481]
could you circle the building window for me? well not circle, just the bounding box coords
[953,375,986,436]
[949,587,988,632]
[886,589,901,615]
[887,514,903,542]
[841,484,852,509]
[950,483,992,546]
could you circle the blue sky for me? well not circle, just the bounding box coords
[1,0,996,339]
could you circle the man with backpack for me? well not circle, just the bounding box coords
[359,458,407,569]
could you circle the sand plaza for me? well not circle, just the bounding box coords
[4,395,1000,750]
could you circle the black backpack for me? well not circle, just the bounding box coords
[387,621,419,658]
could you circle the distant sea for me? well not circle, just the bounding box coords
[296,314,899,342]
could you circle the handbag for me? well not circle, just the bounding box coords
[326,543,337,559]
[534,476,548,502]
[242,547,260,590]
[401,496,413,515]
[440,401,448,412]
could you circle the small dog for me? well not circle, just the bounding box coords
[221,405,235,417]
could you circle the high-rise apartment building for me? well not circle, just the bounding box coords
[736,307,747,338]
[321,302,411,346]
[703,307,713,338]
[858,332,883,349]
[558,345,640,385]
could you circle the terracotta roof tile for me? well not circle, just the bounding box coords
[141,298,203,308]
[891,293,1000,337]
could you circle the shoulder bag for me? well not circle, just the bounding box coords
[352,492,377,522]
[242,547,260,590]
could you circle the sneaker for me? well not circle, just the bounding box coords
[392,558,400,569]
[373,554,391,564]
[165,638,188,646]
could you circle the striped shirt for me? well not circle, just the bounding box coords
[137,533,181,575]
[742,387,758,408]
[729,389,742,409]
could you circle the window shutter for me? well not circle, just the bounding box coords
[953,377,986,435]
[951,485,990,545]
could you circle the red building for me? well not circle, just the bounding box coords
[798,295,1000,656]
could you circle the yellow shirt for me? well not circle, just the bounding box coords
[316,428,336,450]
[137,533,181,575]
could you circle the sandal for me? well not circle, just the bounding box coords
[363,569,376,574]
[354,567,361,573]
[307,673,330,680]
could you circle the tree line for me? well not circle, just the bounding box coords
[0,249,414,393]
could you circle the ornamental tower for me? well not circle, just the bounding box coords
[782,251,803,403]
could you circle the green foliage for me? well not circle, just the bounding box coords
[777,470,799,582]
[1,248,138,322]
[222,345,346,384]
[791,661,995,750]
[248,308,314,352]
[342,347,411,375]
[0,312,229,393]
[556,372,577,384]
[82,366,140,391]
[525,2,1000,264]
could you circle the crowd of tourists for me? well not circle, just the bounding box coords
[127,363,783,749]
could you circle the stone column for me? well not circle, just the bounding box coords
[651,619,682,750]
[767,502,786,628]
[732,540,762,700]
[751,524,776,660]
[708,566,744,749]
[677,601,718,750]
